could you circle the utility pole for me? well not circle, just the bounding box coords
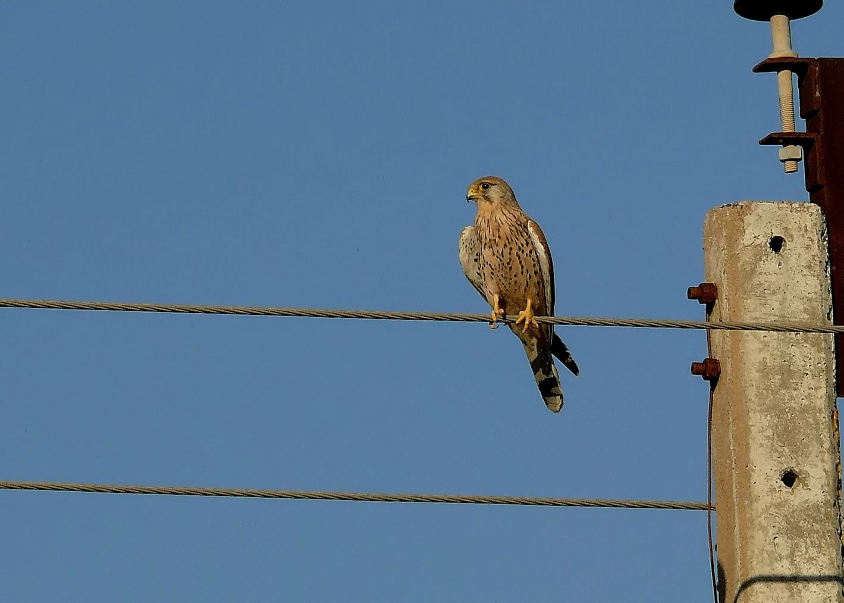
[703,202,842,603]
[691,2,844,601]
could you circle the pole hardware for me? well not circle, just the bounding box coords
[736,0,844,394]
[687,283,718,305]
[691,358,722,382]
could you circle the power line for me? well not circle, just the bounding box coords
[0,480,711,511]
[0,297,843,333]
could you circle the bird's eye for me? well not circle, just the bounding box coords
[480,183,490,190]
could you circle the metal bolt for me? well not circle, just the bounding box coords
[687,282,718,304]
[691,358,721,381]
[770,14,800,173]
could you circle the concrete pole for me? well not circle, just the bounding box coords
[704,202,843,603]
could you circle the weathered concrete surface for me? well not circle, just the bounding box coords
[705,202,842,603]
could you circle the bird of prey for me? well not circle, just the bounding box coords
[459,176,578,412]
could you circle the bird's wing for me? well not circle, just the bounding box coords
[526,219,578,376]
[459,225,487,301]
[526,219,555,315]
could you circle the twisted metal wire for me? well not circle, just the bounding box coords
[0,298,842,333]
[0,480,711,510]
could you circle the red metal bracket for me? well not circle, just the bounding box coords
[755,56,844,394]
[691,358,721,382]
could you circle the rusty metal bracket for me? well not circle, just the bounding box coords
[688,283,718,306]
[688,283,720,386]
[691,358,721,382]
[755,56,844,394]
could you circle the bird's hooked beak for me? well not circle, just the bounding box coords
[466,185,480,202]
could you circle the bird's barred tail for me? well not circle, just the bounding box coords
[526,346,565,413]
[551,333,580,376]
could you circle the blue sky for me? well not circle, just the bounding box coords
[2,2,842,601]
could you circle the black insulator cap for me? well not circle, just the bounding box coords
[734,0,822,20]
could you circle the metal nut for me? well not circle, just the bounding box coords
[687,282,718,305]
[778,145,802,162]
[691,358,721,381]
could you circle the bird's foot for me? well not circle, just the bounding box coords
[489,308,505,329]
[514,299,539,333]
[489,295,505,329]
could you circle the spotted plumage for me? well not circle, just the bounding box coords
[459,176,578,412]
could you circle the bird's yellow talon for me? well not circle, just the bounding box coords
[489,294,505,328]
[514,300,538,333]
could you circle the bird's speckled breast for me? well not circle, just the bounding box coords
[474,204,547,317]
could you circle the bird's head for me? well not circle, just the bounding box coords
[466,176,518,207]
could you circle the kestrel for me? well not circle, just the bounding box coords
[459,176,578,412]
